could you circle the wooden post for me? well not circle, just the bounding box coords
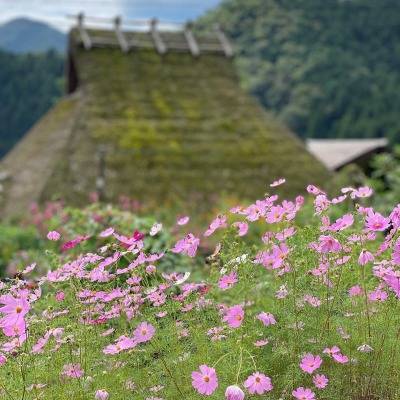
[150,18,167,55]
[215,24,233,58]
[184,22,200,57]
[114,16,129,52]
[77,13,92,50]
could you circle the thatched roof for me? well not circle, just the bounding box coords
[0,22,329,218]
[307,138,388,171]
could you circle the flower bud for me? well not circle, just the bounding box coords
[225,385,245,400]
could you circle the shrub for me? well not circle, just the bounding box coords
[0,182,399,399]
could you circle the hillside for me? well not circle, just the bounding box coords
[0,50,64,157]
[199,0,400,142]
[0,18,66,53]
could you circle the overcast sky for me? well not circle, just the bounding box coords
[0,0,222,31]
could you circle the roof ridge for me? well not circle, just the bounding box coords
[69,13,234,57]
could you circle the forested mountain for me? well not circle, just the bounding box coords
[0,50,64,157]
[0,18,66,53]
[200,0,400,142]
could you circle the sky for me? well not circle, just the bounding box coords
[0,0,222,31]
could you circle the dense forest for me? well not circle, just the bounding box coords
[201,0,400,142]
[0,49,64,157]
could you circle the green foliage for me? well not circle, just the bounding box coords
[199,0,400,142]
[0,49,64,157]
[367,146,400,213]
[0,224,40,277]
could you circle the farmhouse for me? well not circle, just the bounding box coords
[0,15,329,217]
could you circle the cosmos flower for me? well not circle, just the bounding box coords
[313,374,329,389]
[171,234,200,258]
[95,389,109,400]
[177,216,190,226]
[218,272,238,290]
[223,305,244,328]
[257,312,276,327]
[243,372,273,394]
[61,363,84,379]
[191,365,218,395]
[133,322,155,343]
[225,385,245,400]
[299,353,322,374]
[292,387,315,400]
[47,230,61,241]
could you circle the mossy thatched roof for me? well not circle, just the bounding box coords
[0,29,329,218]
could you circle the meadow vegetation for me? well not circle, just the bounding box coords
[0,180,399,399]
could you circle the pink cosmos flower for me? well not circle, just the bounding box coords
[95,390,109,400]
[233,221,249,237]
[0,354,7,365]
[103,336,136,355]
[0,292,30,337]
[257,312,276,327]
[329,214,354,231]
[22,263,36,275]
[225,385,245,400]
[47,230,61,241]
[368,289,388,302]
[191,365,218,395]
[61,363,84,379]
[177,216,190,225]
[243,372,273,394]
[133,322,155,343]
[223,305,244,328]
[204,215,227,237]
[99,227,114,238]
[313,374,329,389]
[352,186,373,198]
[171,234,200,258]
[323,346,348,363]
[55,291,65,302]
[61,235,90,251]
[299,353,322,374]
[358,250,374,266]
[270,178,286,187]
[348,285,363,297]
[307,185,325,195]
[383,272,400,298]
[365,210,390,232]
[318,235,342,253]
[218,272,238,290]
[254,339,269,347]
[292,387,315,400]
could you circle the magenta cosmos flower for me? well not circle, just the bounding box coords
[47,230,61,241]
[257,312,276,327]
[313,374,329,389]
[0,292,30,336]
[191,365,218,395]
[225,385,245,400]
[61,363,84,379]
[95,389,109,400]
[171,234,200,258]
[299,353,323,374]
[133,322,155,343]
[218,272,238,290]
[244,372,273,394]
[292,387,315,400]
[223,305,244,328]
